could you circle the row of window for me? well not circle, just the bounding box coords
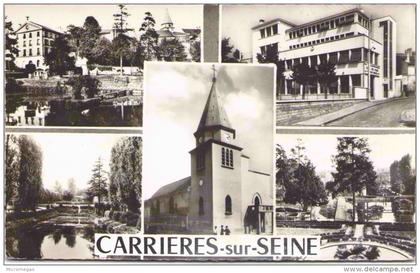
[221,147,234,168]
[288,14,359,39]
[21,30,57,39]
[18,47,50,57]
[283,48,379,69]
[259,24,278,39]
[283,74,363,95]
[198,195,232,216]
[289,32,356,50]
[22,39,52,47]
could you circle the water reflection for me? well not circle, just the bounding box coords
[6,94,142,127]
[6,222,96,260]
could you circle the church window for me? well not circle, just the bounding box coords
[197,152,205,170]
[221,147,234,168]
[225,195,232,215]
[199,197,204,216]
[222,147,226,165]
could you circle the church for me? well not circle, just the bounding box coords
[144,66,273,235]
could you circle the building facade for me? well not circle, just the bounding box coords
[156,9,201,61]
[396,48,416,95]
[252,8,399,101]
[14,19,62,70]
[145,70,273,235]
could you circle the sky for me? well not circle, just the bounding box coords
[222,4,416,58]
[5,4,202,36]
[276,133,416,182]
[10,133,134,192]
[143,62,275,199]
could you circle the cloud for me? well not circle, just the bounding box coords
[225,87,263,120]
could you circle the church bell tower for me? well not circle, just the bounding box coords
[188,65,244,234]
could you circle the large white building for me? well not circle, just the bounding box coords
[252,8,399,101]
[14,19,62,70]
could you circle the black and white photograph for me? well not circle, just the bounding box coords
[275,133,415,261]
[221,4,416,127]
[5,4,202,127]
[143,62,275,235]
[5,133,142,260]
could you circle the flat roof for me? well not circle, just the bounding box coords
[286,8,369,32]
[252,18,296,30]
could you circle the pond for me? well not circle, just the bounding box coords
[6,216,99,260]
[6,94,142,127]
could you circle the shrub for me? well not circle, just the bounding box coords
[113,211,121,222]
[66,75,100,99]
[126,211,140,226]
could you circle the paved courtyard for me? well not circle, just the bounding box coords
[327,97,415,127]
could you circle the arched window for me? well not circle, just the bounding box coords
[225,195,232,215]
[199,197,204,216]
[254,196,261,207]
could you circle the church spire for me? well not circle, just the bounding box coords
[195,65,234,135]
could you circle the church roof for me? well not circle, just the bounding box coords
[162,9,173,26]
[150,176,191,199]
[196,73,232,132]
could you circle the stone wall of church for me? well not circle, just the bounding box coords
[211,143,243,234]
[189,148,214,234]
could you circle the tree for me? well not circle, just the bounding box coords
[109,137,142,213]
[190,40,201,62]
[221,37,241,63]
[275,144,291,202]
[15,136,43,212]
[45,35,75,76]
[66,25,84,59]
[66,75,100,99]
[79,16,101,63]
[390,154,415,195]
[157,38,187,62]
[111,34,134,69]
[62,191,74,201]
[67,178,77,196]
[113,4,134,74]
[276,140,327,211]
[399,154,413,194]
[87,158,108,205]
[257,47,285,98]
[91,37,114,65]
[330,137,377,222]
[139,12,159,65]
[390,160,403,194]
[53,180,63,196]
[5,17,19,70]
[5,134,19,205]
[316,61,337,99]
[291,62,317,99]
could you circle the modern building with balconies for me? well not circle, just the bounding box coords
[252,8,399,101]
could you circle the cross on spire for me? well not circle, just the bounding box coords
[212,65,216,83]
